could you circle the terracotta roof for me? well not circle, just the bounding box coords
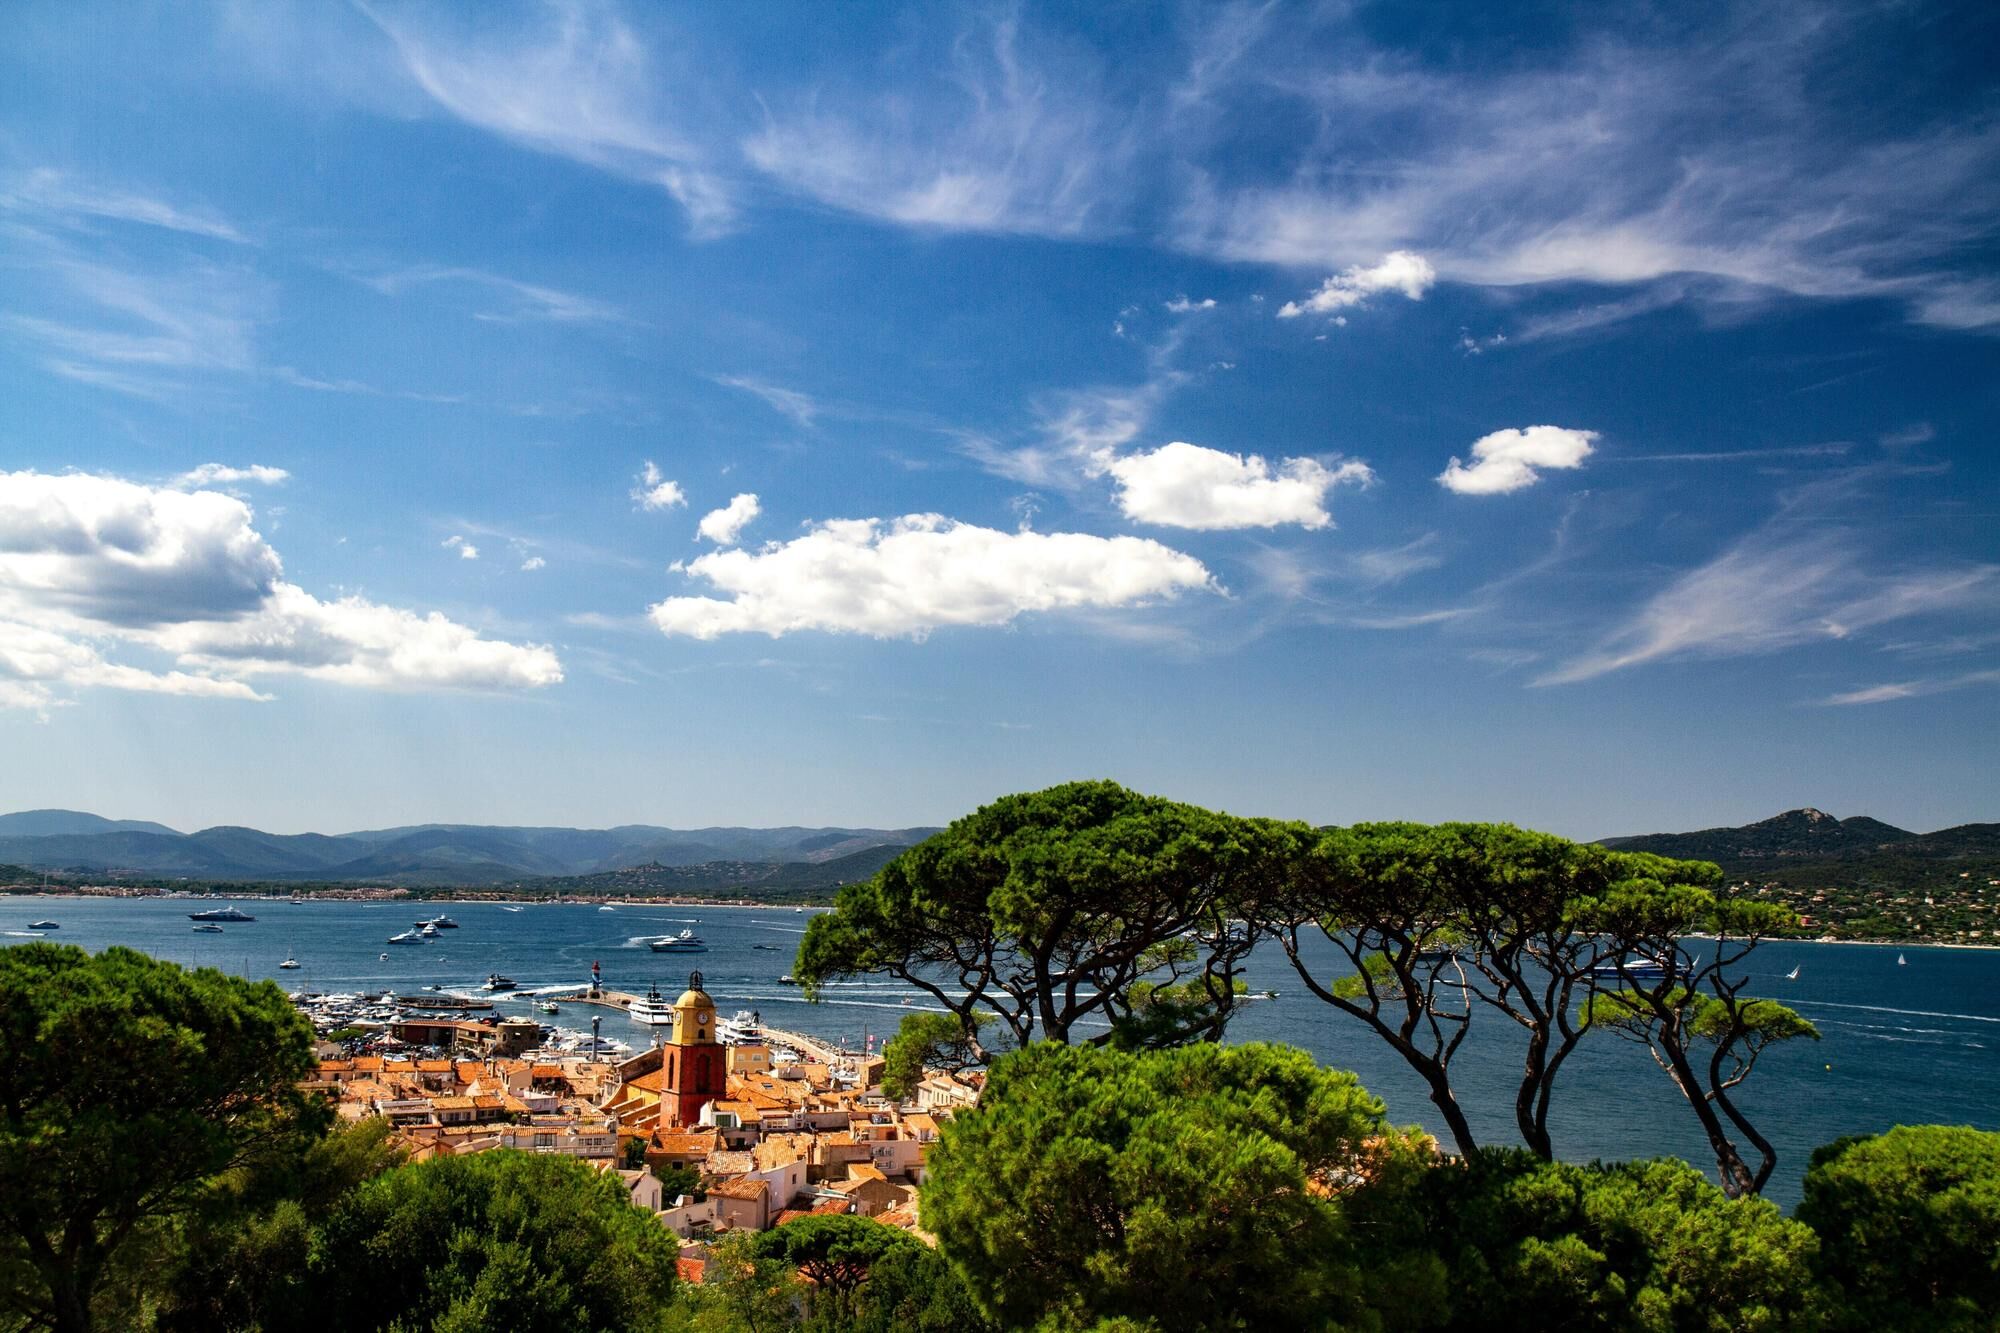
[708,1177,769,1201]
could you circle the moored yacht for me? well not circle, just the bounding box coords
[386,929,423,945]
[418,914,459,929]
[189,906,257,922]
[279,949,301,970]
[717,1009,763,1045]
[627,983,676,1025]
[192,924,224,933]
[27,919,58,930]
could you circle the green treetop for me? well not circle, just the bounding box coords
[920,1040,1427,1332]
[796,781,1311,1059]
[0,943,318,1333]
[1798,1124,2000,1331]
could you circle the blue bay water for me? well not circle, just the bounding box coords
[9,897,1997,1209]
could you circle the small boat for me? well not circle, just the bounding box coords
[279,950,301,970]
[288,894,304,905]
[189,906,257,923]
[387,930,423,945]
[794,907,803,914]
[538,1001,560,1015]
[500,905,524,913]
[649,928,707,954]
[752,943,779,951]
[628,984,676,1026]
[599,905,616,912]
[777,974,798,985]
[1898,952,1908,966]
[483,973,516,992]
[27,919,58,930]
[193,924,224,933]
[1785,965,1801,980]
[418,914,459,929]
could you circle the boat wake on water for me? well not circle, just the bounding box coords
[1789,999,2000,1025]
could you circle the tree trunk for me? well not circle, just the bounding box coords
[1659,1041,1756,1197]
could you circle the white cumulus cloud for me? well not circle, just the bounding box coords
[696,493,761,546]
[177,463,289,488]
[650,514,1213,639]
[1278,251,1435,318]
[1438,426,1598,495]
[442,535,479,560]
[632,460,686,511]
[1106,442,1373,530]
[0,470,560,708]
[1165,296,1217,313]
[520,555,546,572]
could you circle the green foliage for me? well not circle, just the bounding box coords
[679,1232,800,1333]
[0,943,318,1333]
[304,1149,679,1332]
[921,1040,1409,1332]
[878,1011,986,1102]
[653,1161,703,1202]
[623,1134,651,1169]
[1409,1150,1823,1331]
[150,1117,404,1332]
[798,781,1310,1051]
[1798,1125,2000,1331]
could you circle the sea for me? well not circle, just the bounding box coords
[8,896,1997,1210]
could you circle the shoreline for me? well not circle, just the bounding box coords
[1,889,828,912]
[6,890,1989,945]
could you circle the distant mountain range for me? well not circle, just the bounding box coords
[1599,807,2000,876]
[0,809,939,887]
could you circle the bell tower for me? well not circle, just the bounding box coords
[661,971,726,1127]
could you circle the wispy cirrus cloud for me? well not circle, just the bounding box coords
[0,241,264,396]
[1541,474,2000,685]
[358,0,734,236]
[1817,669,2000,707]
[354,265,624,324]
[709,375,817,429]
[743,13,1131,237]
[1171,5,2000,330]
[1,167,249,244]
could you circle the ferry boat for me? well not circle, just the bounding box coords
[627,984,677,1026]
[483,974,517,992]
[192,924,224,933]
[648,928,707,954]
[27,919,58,930]
[386,929,423,945]
[717,1010,763,1045]
[418,914,459,929]
[189,906,257,923]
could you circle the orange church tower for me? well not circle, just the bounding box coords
[661,971,727,1127]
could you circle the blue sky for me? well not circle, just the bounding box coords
[1,1,1995,837]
